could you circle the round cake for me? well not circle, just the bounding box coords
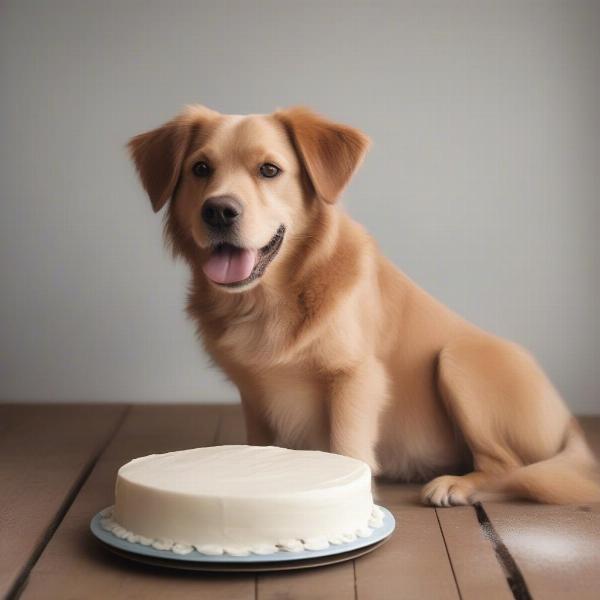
[100,445,384,556]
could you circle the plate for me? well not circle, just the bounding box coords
[90,505,395,572]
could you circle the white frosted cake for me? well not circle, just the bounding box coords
[100,445,384,556]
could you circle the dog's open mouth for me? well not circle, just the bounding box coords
[202,225,286,287]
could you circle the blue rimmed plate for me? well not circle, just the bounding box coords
[90,505,395,572]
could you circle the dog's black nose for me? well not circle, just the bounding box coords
[202,196,243,229]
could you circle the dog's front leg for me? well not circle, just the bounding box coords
[240,394,274,446]
[328,357,388,474]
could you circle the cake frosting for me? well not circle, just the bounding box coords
[101,445,384,555]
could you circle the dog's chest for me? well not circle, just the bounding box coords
[211,304,300,369]
[206,284,362,372]
[259,369,329,451]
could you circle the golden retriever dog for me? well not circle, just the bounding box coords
[129,105,599,506]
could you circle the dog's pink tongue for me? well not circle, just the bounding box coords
[202,245,257,284]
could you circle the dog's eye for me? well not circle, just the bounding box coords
[259,163,281,178]
[192,161,212,178]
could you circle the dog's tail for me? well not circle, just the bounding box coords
[486,419,600,504]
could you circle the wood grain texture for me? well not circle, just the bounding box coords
[0,403,126,599]
[20,405,256,600]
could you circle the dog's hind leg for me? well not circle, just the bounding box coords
[422,334,575,506]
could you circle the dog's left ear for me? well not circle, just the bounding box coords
[128,105,218,212]
[275,107,370,204]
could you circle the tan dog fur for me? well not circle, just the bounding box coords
[129,105,600,506]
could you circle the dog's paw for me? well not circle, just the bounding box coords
[421,475,475,507]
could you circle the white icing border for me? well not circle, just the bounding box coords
[99,505,385,556]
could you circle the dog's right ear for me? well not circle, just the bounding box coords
[127,106,218,212]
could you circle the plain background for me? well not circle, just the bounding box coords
[0,0,598,413]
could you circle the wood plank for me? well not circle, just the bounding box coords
[483,501,600,600]
[25,405,594,599]
[258,562,356,600]
[436,507,512,600]
[21,405,255,600]
[355,483,460,600]
[479,417,600,600]
[0,403,126,599]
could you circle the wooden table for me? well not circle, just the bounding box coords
[1,404,599,600]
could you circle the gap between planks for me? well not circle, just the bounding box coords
[477,417,600,600]
[435,508,463,600]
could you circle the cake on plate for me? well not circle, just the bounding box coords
[100,445,385,556]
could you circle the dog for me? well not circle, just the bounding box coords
[128,105,599,506]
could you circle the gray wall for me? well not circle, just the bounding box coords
[1,1,598,412]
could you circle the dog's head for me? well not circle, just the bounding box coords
[128,105,370,292]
